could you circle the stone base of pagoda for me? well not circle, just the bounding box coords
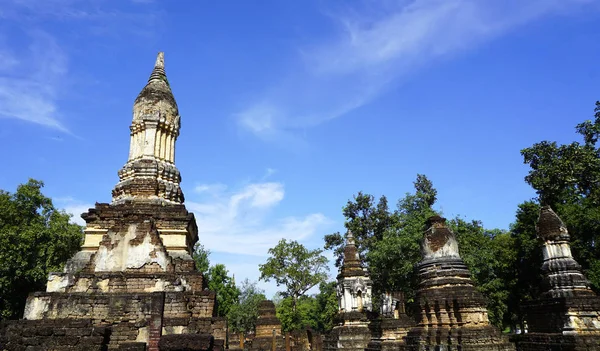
[323,312,372,351]
[366,315,414,351]
[512,294,600,351]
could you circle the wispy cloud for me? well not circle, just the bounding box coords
[0,0,162,132]
[236,0,600,142]
[0,31,70,132]
[187,180,331,256]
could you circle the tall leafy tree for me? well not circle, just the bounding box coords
[228,279,266,333]
[313,281,338,332]
[507,201,542,332]
[367,174,438,301]
[0,179,83,319]
[207,264,240,317]
[450,218,516,329]
[520,101,600,290]
[193,242,211,288]
[324,192,391,268]
[274,281,338,333]
[259,239,329,313]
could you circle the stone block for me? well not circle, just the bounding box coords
[158,333,214,351]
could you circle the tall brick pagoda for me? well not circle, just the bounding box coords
[324,231,373,351]
[2,53,224,351]
[405,216,514,350]
[514,206,600,350]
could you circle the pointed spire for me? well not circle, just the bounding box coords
[147,52,168,84]
[339,229,366,277]
[133,51,178,119]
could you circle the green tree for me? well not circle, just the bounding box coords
[274,281,338,333]
[227,279,266,333]
[207,264,240,317]
[520,101,600,290]
[324,192,391,268]
[367,174,438,302]
[313,281,338,332]
[450,218,516,329]
[0,179,83,319]
[507,201,542,332]
[193,242,211,285]
[275,295,317,332]
[259,239,329,314]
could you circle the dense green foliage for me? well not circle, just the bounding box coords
[207,264,240,317]
[192,242,211,277]
[228,279,266,333]
[275,281,338,332]
[0,179,83,319]
[324,175,438,302]
[259,239,329,310]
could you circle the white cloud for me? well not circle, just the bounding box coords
[236,0,600,142]
[55,197,94,226]
[263,168,277,180]
[194,183,228,195]
[0,31,70,132]
[188,181,331,256]
[0,0,162,132]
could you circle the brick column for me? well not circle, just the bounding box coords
[148,292,165,351]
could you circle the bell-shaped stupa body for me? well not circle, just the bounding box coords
[515,206,600,350]
[405,216,514,350]
[10,53,225,351]
[537,206,594,297]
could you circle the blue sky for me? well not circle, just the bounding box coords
[1,0,600,298]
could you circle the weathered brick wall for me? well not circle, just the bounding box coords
[0,319,110,351]
[511,333,600,351]
[19,291,222,349]
[53,272,204,294]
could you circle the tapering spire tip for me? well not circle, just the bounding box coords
[155,52,165,69]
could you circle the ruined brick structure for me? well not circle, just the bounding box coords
[404,216,514,350]
[323,232,373,351]
[366,292,414,351]
[248,300,284,351]
[513,206,600,350]
[1,53,224,351]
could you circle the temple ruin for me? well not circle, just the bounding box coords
[1,53,224,351]
[323,232,373,351]
[513,206,600,350]
[404,216,515,350]
[248,300,284,351]
[1,52,600,351]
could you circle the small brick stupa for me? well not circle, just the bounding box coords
[515,206,600,350]
[324,231,373,351]
[1,53,225,351]
[249,300,284,351]
[405,216,514,350]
